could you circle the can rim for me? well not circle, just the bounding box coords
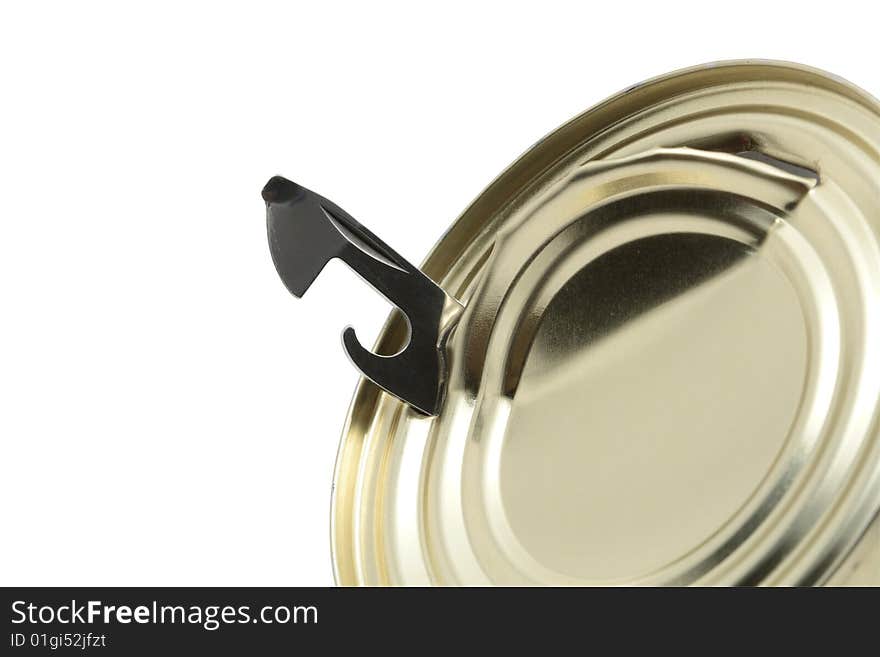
[330,59,880,585]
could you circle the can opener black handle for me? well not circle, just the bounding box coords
[262,176,461,415]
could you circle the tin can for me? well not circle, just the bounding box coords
[265,61,880,585]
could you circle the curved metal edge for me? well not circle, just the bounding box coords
[330,60,880,586]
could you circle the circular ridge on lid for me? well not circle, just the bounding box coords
[331,61,880,586]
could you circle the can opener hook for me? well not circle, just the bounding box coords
[263,176,461,415]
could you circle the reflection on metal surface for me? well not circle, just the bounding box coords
[316,62,880,585]
[500,199,766,395]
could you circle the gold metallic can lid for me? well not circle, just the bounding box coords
[267,61,880,585]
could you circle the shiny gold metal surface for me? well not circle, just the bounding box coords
[331,61,880,585]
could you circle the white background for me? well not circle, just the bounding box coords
[1,1,877,586]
